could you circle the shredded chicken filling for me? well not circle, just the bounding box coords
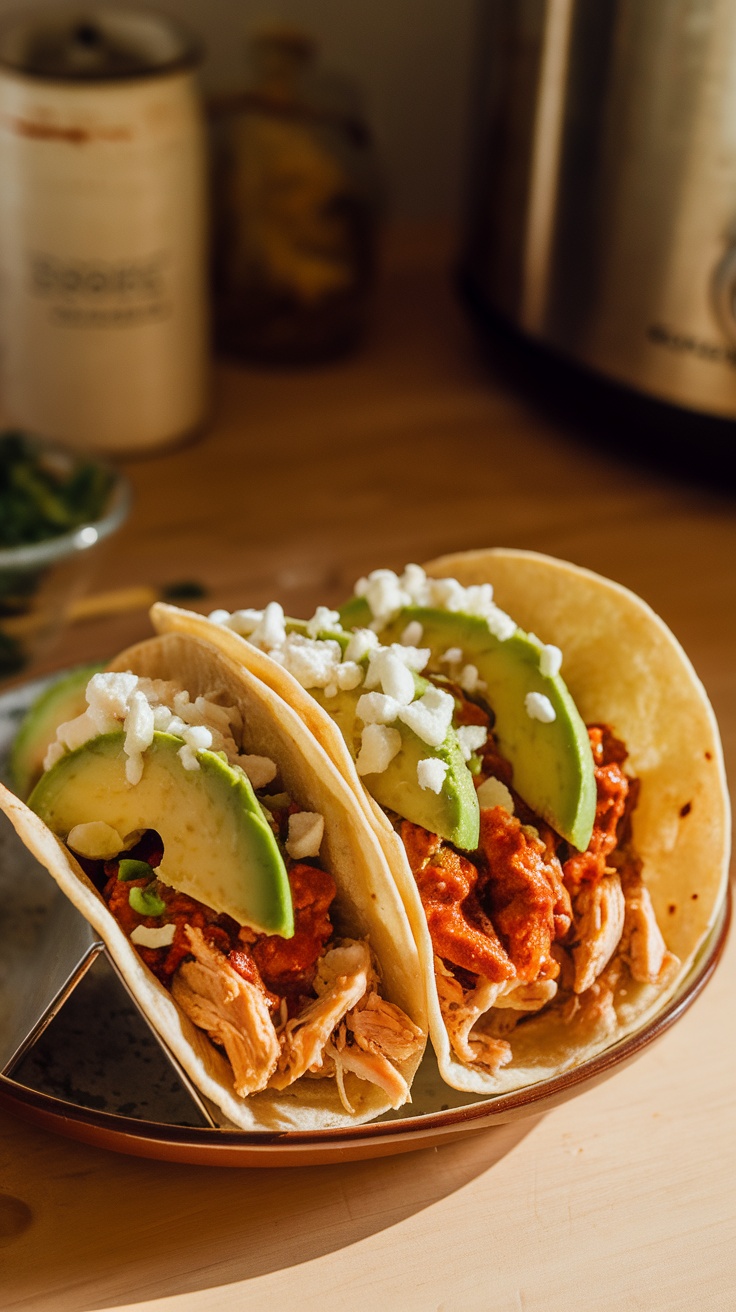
[401,709,677,1073]
[79,810,422,1112]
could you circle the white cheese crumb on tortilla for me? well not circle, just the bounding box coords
[439,647,463,665]
[286,811,325,858]
[131,923,176,949]
[417,758,449,793]
[476,777,515,813]
[525,691,556,723]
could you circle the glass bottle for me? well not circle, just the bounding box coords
[210,26,380,364]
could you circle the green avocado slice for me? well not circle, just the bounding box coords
[28,730,294,937]
[283,621,480,849]
[313,673,479,850]
[10,662,105,800]
[338,599,596,851]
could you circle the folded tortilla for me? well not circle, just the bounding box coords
[151,550,731,1096]
[0,631,427,1130]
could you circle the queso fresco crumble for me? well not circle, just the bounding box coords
[208,565,565,794]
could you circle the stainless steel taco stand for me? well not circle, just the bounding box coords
[0,673,731,1167]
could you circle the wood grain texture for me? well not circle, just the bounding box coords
[1,226,733,1311]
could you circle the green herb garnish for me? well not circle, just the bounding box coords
[118,859,156,882]
[0,431,113,549]
[128,886,166,917]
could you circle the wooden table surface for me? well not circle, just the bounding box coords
[1,229,734,1311]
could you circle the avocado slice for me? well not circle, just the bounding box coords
[338,600,596,851]
[10,662,105,800]
[313,672,479,850]
[28,730,294,936]
[281,624,479,849]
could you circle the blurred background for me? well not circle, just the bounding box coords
[0,0,735,765]
[0,0,477,221]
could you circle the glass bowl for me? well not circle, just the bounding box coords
[0,437,131,682]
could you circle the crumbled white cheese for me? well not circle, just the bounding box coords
[236,755,278,789]
[440,647,463,665]
[66,821,126,859]
[351,565,518,640]
[459,664,486,695]
[323,683,338,699]
[355,724,402,775]
[398,685,455,748]
[43,741,65,770]
[359,570,410,628]
[428,577,467,612]
[178,724,214,771]
[481,606,517,642]
[344,629,379,663]
[400,620,424,646]
[356,692,401,725]
[417,758,449,793]
[207,608,231,625]
[223,608,263,636]
[277,634,343,689]
[87,671,138,722]
[476,776,515,813]
[306,606,342,638]
[123,689,156,783]
[377,651,416,705]
[131,923,176,949]
[335,661,363,691]
[539,644,563,678]
[252,601,287,650]
[286,811,325,858]
[43,672,274,787]
[525,691,557,723]
[364,643,430,691]
[456,725,488,761]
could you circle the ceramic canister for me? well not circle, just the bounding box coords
[0,6,208,454]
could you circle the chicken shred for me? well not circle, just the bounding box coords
[350,992,425,1064]
[570,873,626,994]
[328,1023,413,1111]
[434,959,513,1073]
[620,881,679,984]
[172,925,280,1096]
[269,941,371,1090]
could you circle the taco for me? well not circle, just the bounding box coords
[0,631,426,1130]
[151,549,730,1097]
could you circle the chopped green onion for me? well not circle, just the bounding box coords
[129,886,166,917]
[118,858,156,882]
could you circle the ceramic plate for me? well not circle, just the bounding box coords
[0,671,730,1166]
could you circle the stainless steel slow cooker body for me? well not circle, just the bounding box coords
[461,0,736,419]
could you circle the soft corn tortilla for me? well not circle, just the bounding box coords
[0,632,427,1130]
[151,551,731,1096]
